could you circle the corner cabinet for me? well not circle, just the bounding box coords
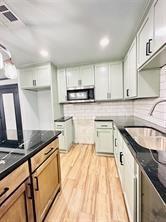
[95,121,114,154]
[95,62,123,101]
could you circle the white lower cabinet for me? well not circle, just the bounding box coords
[95,121,114,154]
[54,118,73,152]
[114,125,138,222]
[123,142,137,222]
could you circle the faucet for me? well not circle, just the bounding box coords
[149,99,166,116]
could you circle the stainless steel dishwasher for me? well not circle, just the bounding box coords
[141,172,166,222]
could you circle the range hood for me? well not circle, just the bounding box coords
[139,43,166,71]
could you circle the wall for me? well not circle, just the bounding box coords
[19,89,39,130]
[64,101,133,143]
[133,66,166,128]
[37,90,53,130]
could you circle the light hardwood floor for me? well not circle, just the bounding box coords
[45,144,129,222]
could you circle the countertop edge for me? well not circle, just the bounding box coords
[0,132,61,181]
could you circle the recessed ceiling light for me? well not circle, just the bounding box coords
[100,37,110,48]
[40,49,49,57]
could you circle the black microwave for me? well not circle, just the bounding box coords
[67,88,94,101]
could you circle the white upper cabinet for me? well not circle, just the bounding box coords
[66,67,81,88]
[35,65,51,87]
[95,62,123,101]
[66,65,94,89]
[137,0,166,70]
[80,65,94,87]
[19,64,51,89]
[137,9,153,68]
[19,68,35,88]
[95,64,110,101]
[109,62,123,100]
[124,39,137,99]
[153,0,166,52]
[57,69,67,103]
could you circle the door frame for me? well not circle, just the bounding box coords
[0,84,23,146]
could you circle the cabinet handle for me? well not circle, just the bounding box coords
[27,183,32,199]
[115,138,117,147]
[33,80,36,86]
[57,125,63,127]
[44,147,54,155]
[61,130,64,136]
[78,80,82,86]
[101,125,108,127]
[107,92,111,99]
[120,152,124,165]
[0,187,9,198]
[34,177,39,191]
[146,42,149,56]
[97,131,98,137]
[148,39,152,54]
[126,89,129,97]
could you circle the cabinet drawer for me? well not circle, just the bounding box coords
[54,123,64,130]
[95,121,113,129]
[0,162,29,205]
[31,139,59,172]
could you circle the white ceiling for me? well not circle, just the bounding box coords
[0,0,150,68]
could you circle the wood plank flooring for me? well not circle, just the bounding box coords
[45,144,129,222]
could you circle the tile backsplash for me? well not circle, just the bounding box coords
[64,66,166,143]
[64,102,133,143]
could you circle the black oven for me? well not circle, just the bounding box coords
[67,88,94,101]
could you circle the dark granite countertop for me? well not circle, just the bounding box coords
[54,116,72,122]
[0,130,61,180]
[95,116,166,205]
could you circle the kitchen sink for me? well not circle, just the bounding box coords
[125,127,166,151]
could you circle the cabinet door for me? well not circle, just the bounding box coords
[19,68,35,88]
[57,69,67,103]
[137,10,153,67]
[113,126,119,163]
[123,142,136,222]
[95,129,113,153]
[33,150,60,222]
[0,183,30,222]
[80,65,94,86]
[153,0,166,52]
[116,133,125,190]
[95,64,110,101]
[66,67,81,88]
[124,56,130,99]
[109,62,123,99]
[35,65,51,87]
[128,40,137,98]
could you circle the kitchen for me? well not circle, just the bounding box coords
[0,0,166,222]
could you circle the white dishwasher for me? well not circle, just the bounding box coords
[54,117,73,152]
